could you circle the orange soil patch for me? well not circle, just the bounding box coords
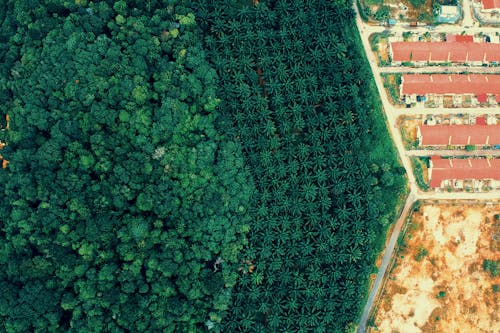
[420,160,428,185]
[378,39,389,63]
[443,95,454,108]
[400,118,420,148]
[371,204,500,333]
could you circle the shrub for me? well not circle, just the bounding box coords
[409,0,427,7]
[483,260,499,277]
[414,246,428,261]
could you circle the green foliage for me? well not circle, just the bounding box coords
[483,260,499,277]
[409,0,427,7]
[403,31,413,41]
[195,0,406,331]
[436,291,446,298]
[412,157,430,190]
[374,6,391,21]
[0,0,408,331]
[465,144,476,151]
[370,34,381,52]
[414,246,428,261]
[0,1,254,331]
[357,0,370,22]
[382,73,402,104]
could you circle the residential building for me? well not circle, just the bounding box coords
[389,36,500,65]
[481,0,500,12]
[417,124,500,146]
[401,74,500,105]
[429,156,500,188]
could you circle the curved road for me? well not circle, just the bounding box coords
[356,191,417,333]
[353,1,500,332]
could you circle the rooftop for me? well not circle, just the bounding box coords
[482,0,500,9]
[401,74,500,96]
[446,34,473,43]
[390,41,500,63]
[418,125,500,146]
[429,156,500,187]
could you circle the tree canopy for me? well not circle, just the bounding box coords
[0,0,406,332]
[0,1,254,332]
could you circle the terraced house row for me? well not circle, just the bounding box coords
[390,35,500,65]
[401,74,500,105]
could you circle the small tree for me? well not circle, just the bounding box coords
[374,6,390,21]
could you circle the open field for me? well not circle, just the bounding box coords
[361,0,434,23]
[381,73,403,106]
[370,203,500,333]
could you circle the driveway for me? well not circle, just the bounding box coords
[406,149,500,157]
[379,66,500,74]
[353,2,500,332]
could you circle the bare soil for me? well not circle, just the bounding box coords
[371,204,500,333]
[400,118,420,149]
[378,38,389,63]
[443,95,454,108]
[366,0,434,22]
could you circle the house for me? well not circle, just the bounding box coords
[417,125,500,146]
[481,0,500,11]
[429,156,500,188]
[401,74,500,104]
[389,37,500,65]
[446,34,474,43]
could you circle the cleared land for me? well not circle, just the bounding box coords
[370,203,500,333]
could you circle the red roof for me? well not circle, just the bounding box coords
[446,34,474,43]
[482,0,500,9]
[390,42,500,63]
[429,156,500,187]
[419,125,500,146]
[476,116,486,125]
[401,74,500,96]
[477,93,488,103]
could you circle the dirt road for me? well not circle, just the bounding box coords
[353,2,500,332]
[356,191,417,333]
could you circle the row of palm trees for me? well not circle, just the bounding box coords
[195,0,406,331]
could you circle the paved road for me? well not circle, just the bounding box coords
[418,191,500,200]
[394,107,500,115]
[355,4,419,192]
[462,0,475,28]
[406,149,500,157]
[356,191,417,333]
[361,22,499,36]
[379,66,500,74]
[353,2,500,332]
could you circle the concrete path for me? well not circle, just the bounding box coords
[356,191,417,333]
[379,66,500,74]
[394,107,500,115]
[353,1,500,332]
[462,0,475,28]
[406,149,500,157]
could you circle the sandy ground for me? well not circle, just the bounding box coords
[378,39,389,63]
[399,118,420,148]
[371,204,500,333]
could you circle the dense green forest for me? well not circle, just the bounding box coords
[194,1,406,331]
[0,0,406,332]
[0,1,255,331]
